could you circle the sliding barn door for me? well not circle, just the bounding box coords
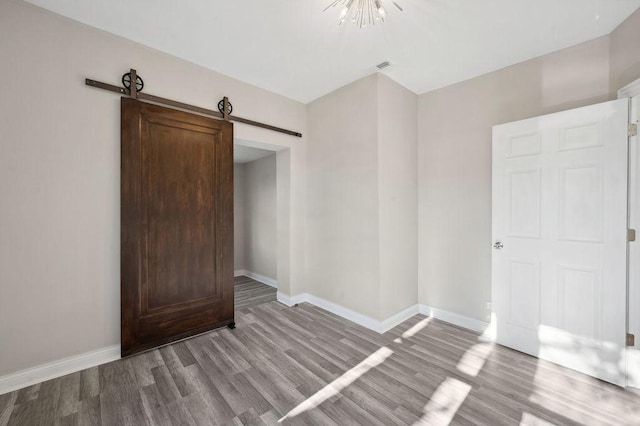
[121,98,234,357]
[492,99,629,386]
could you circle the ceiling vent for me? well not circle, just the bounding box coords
[376,61,391,70]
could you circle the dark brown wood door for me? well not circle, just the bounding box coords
[121,98,234,357]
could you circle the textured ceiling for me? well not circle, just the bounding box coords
[24,0,640,103]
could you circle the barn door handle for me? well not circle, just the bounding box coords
[493,241,504,250]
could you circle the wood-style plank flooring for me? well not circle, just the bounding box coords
[233,276,276,310]
[1,277,640,425]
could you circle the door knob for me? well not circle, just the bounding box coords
[493,241,504,250]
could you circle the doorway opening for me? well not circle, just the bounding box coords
[233,138,290,310]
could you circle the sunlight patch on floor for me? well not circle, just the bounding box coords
[529,363,613,425]
[278,347,393,422]
[479,312,497,342]
[403,316,433,339]
[413,377,472,426]
[456,342,494,377]
[528,391,597,425]
[519,412,557,426]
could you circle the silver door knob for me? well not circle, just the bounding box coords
[493,241,504,250]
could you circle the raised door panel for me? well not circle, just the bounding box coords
[508,169,541,239]
[558,163,603,243]
[507,260,540,330]
[143,118,221,314]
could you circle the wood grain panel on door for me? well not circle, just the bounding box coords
[121,98,234,357]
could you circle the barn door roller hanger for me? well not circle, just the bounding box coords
[85,68,302,138]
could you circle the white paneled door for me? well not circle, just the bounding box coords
[492,99,629,386]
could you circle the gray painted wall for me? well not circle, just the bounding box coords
[0,0,306,377]
[234,164,245,271]
[307,75,381,319]
[307,74,419,321]
[610,9,640,95]
[377,75,419,320]
[1,0,639,380]
[417,24,640,323]
[243,155,278,280]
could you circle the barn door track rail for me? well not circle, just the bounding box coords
[85,68,302,138]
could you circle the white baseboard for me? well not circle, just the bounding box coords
[245,271,277,288]
[234,269,248,277]
[276,293,488,336]
[237,270,277,288]
[0,301,487,397]
[0,345,120,396]
[276,291,293,306]
[276,291,306,307]
[419,304,489,334]
[381,304,420,333]
[305,293,383,332]
[276,292,420,334]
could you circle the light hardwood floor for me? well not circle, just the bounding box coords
[1,277,639,425]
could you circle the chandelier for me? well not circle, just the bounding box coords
[324,0,403,28]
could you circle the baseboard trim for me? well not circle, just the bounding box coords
[418,304,489,334]
[276,293,420,334]
[237,270,277,288]
[305,294,382,332]
[276,291,306,307]
[0,302,487,396]
[276,292,379,330]
[0,345,120,396]
[276,294,488,335]
[381,304,420,333]
[276,291,292,306]
[234,269,248,277]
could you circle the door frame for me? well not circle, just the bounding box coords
[233,138,291,298]
[619,77,640,387]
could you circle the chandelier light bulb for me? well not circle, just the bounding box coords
[324,0,402,29]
